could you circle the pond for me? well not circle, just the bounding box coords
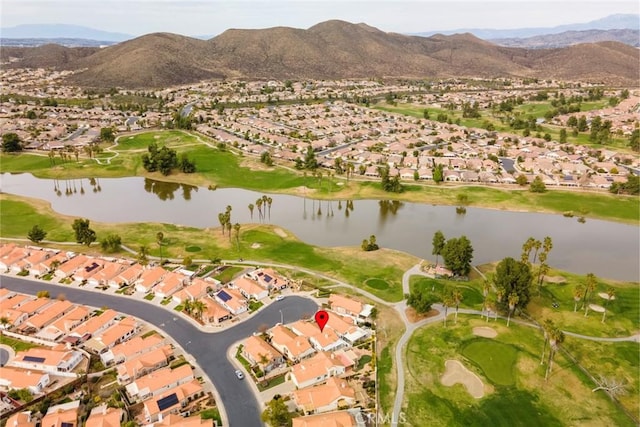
[1,173,638,282]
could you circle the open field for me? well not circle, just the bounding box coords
[404,317,638,426]
[1,130,638,224]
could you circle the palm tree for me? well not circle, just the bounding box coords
[248,204,254,220]
[545,326,565,381]
[507,292,519,327]
[183,299,193,315]
[256,199,263,220]
[0,316,10,338]
[218,212,226,236]
[137,245,149,266]
[156,232,164,264]
[605,287,615,307]
[233,223,241,247]
[266,197,273,219]
[442,294,452,327]
[192,300,206,322]
[258,353,270,380]
[451,289,463,324]
[540,319,554,365]
[482,281,491,320]
[583,273,597,313]
[573,285,585,312]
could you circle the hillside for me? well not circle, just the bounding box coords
[492,29,640,48]
[3,20,639,88]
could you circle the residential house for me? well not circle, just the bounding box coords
[88,261,128,287]
[324,314,369,346]
[116,346,173,384]
[0,367,50,394]
[108,263,144,289]
[214,288,247,315]
[54,255,89,278]
[84,317,139,354]
[154,272,187,299]
[242,336,285,374]
[269,324,315,363]
[142,379,204,424]
[35,306,90,342]
[135,266,168,293]
[0,246,30,271]
[291,320,347,352]
[230,276,269,300]
[101,334,166,365]
[292,377,356,414]
[14,298,54,320]
[328,295,373,322]
[172,278,211,304]
[72,258,105,282]
[18,300,74,334]
[247,268,289,291]
[201,297,231,325]
[126,364,194,401]
[41,401,79,427]
[11,346,83,374]
[85,404,124,427]
[152,413,214,427]
[4,411,36,427]
[290,351,346,389]
[292,410,357,427]
[69,309,118,342]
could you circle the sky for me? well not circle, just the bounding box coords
[2,0,639,37]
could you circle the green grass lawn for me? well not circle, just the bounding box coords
[0,335,40,351]
[213,266,244,283]
[114,130,201,151]
[410,276,484,309]
[461,339,517,386]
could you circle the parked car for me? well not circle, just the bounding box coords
[275,295,284,301]
[235,370,244,380]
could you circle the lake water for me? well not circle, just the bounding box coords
[1,173,638,282]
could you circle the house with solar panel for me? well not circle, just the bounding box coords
[41,400,79,427]
[213,288,247,315]
[11,346,84,375]
[142,378,205,423]
[247,267,290,292]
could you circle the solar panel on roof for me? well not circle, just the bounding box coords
[217,290,231,302]
[263,275,273,283]
[61,423,74,427]
[157,393,179,411]
[23,356,45,363]
[85,262,99,272]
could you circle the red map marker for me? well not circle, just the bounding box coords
[315,310,329,332]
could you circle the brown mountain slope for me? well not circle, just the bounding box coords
[1,44,97,68]
[66,33,225,88]
[4,20,638,88]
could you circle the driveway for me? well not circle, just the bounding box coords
[0,275,318,427]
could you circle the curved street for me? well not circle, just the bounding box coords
[0,275,317,427]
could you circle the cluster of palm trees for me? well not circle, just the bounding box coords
[540,319,565,381]
[183,298,207,322]
[218,205,242,246]
[251,195,273,221]
[441,288,463,327]
[521,236,553,294]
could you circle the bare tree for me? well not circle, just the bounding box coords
[592,376,627,397]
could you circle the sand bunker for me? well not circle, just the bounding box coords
[598,292,615,301]
[441,360,485,398]
[544,276,566,284]
[274,228,287,237]
[473,326,498,338]
[251,243,262,249]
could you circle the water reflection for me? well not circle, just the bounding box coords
[143,178,198,201]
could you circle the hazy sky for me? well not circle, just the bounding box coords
[2,0,639,36]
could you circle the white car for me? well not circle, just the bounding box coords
[235,370,244,380]
[275,295,284,301]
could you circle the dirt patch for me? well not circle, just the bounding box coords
[441,359,485,398]
[273,228,287,238]
[473,326,498,338]
[405,307,439,323]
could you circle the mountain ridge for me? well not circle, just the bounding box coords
[2,20,638,89]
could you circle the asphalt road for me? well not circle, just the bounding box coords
[0,275,318,426]
[0,348,8,366]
